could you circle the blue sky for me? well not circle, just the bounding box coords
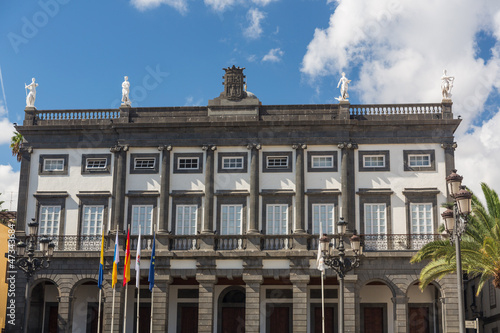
[1,0,500,209]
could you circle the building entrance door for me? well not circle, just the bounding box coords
[409,306,430,333]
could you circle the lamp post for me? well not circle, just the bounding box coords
[319,217,362,333]
[14,218,55,333]
[442,169,472,333]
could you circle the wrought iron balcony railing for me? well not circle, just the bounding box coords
[36,233,443,252]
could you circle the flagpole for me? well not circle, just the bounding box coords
[136,225,142,333]
[150,286,154,333]
[111,225,119,333]
[321,270,325,333]
[97,288,102,333]
[123,225,131,333]
[136,285,140,332]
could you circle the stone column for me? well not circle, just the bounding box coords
[202,145,216,234]
[243,274,263,333]
[151,276,173,333]
[57,295,72,333]
[196,273,217,333]
[15,146,33,235]
[343,274,358,332]
[442,99,453,119]
[290,274,310,333]
[110,145,128,231]
[158,145,172,233]
[441,142,457,201]
[247,143,261,234]
[338,142,357,232]
[392,295,409,333]
[292,143,307,234]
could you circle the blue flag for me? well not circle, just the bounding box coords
[148,233,156,292]
[98,229,105,289]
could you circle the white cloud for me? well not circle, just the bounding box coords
[0,118,15,145]
[252,0,277,6]
[301,0,500,191]
[204,0,236,12]
[130,0,188,13]
[262,48,284,62]
[456,109,500,200]
[244,8,265,39]
[0,165,19,211]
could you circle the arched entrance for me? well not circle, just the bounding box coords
[218,286,245,333]
[70,280,101,333]
[28,280,59,333]
[407,282,442,333]
[359,280,394,333]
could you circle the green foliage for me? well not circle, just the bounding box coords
[10,131,23,162]
[411,183,500,293]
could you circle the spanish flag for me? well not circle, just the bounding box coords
[98,229,104,289]
[111,231,120,288]
[123,228,131,286]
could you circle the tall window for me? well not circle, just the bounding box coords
[364,204,386,234]
[131,205,153,235]
[176,205,197,235]
[39,206,61,236]
[312,204,334,234]
[266,204,288,234]
[411,203,433,234]
[220,205,242,235]
[82,205,104,236]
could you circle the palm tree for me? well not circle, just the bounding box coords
[10,131,23,162]
[411,182,500,293]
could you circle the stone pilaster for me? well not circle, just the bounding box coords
[243,274,263,333]
[392,295,409,333]
[338,142,357,232]
[292,143,307,234]
[442,274,461,333]
[247,143,261,234]
[290,274,310,333]
[343,274,358,332]
[441,142,457,201]
[151,277,173,333]
[15,146,33,235]
[158,145,172,233]
[110,145,128,231]
[202,145,216,234]
[57,295,72,333]
[196,273,217,333]
[442,99,453,119]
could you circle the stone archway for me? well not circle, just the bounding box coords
[217,286,246,333]
[359,280,395,333]
[28,279,60,333]
[406,282,443,333]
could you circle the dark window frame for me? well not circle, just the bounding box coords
[126,192,159,235]
[358,150,390,172]
[403,150,435,171]
[173,153,204,174]
[307,194,340,235]
[307,151,338,172]
[261,193,293,234]
[33,192,68,237]
[81,154,112,174]
[357,189,393,235]
[76,192,111,236]
[130,153,160,174]
[403,188,439,235]
[171,194,203,234]
[39,154,69,175]
[217,152,248,173]
[216,195,247,235]
[262,151,293,173]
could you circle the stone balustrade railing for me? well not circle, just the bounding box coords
[36,109,120,121]
[349,103,443,116]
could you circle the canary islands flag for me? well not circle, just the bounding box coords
[123,228,131,286]
[98,229,105,289]
[111,231,119,288]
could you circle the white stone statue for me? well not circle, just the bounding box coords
[121,76,131,106]
[336,72,351,101]
[441,70,455,99]
[25,78,38,107]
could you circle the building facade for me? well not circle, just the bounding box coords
[10,67,464,332]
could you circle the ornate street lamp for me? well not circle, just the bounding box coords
[319,217,362,333]
[13,218,55,333]
[443,169,473,333]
